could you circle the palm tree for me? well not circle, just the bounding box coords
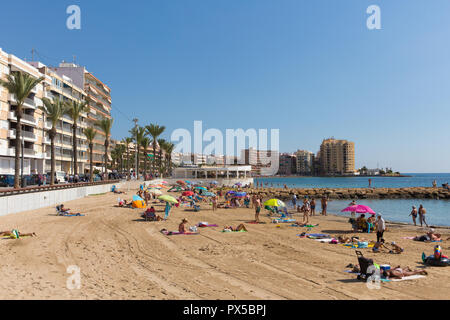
[140,137,150,180]
[95,118,114,180]
[0,71,44,188]
[40,97,68,185]
[163,141,175,177]
[157,138,167,176]
[65,100,89,176]
[83,127,97,182]
[123,137,133,180]
[130,126,145,178]
[145,124,165,175]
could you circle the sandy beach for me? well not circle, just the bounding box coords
[0,182,449,300]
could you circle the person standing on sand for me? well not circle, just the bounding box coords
[321,197,328,216]
[418,204,429,227]
[432,180,437,188]
[310,198,316,216]
[292,194,297,208]
[211,196,217,211]
[368,179,372,188]
[255,197,262,222]
[409,206,418,226]
[376,214,385,243]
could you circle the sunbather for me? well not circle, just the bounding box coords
[414,231,442,242]
[57,204,83,216]
[0,230,36,238]
[179,218,189,233]
[383,266,427,279]
[223,224,247,232]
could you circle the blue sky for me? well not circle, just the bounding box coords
[1,0,450,172]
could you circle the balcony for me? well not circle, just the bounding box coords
[7,146,37,157]
[8,112,37,126]
[9,94,37,110]
[8,129,37,141]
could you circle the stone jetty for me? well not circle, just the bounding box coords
[229,187,450,200]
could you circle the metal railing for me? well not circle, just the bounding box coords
[0,179,120,197]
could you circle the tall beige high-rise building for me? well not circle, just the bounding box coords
[319,138,355,175]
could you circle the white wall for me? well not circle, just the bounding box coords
[0,182,123,216]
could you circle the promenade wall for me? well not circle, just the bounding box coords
[0,181,125,216]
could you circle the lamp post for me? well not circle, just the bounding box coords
[133,118,138,180]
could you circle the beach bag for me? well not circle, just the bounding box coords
[189,226,198,233]
[358,241,368,248]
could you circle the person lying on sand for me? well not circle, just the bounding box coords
[223,224,247,232]
[382,266,427,279]
[0,230,36,238]
[414,231,442,242]
[115,199,132,208]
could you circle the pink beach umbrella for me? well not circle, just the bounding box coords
[341,205,376,214]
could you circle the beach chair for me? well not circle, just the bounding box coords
[56,205,65,216]
[355,250,375,281]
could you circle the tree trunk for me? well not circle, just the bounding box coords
[143,148,147,180]
[50,129,56,186]
[104,140,109,180]
[126,147,130,180]
[73,123,78,175]
[89,144,93,182]
[153,143,156,176]
[14,115,22,189]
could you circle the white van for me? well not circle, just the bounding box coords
[55,171,66,183]
[47,171,67,184]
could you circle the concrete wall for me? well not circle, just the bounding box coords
[0,182,124,216]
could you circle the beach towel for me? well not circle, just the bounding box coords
[271,218,296,223]
[197,223,218,228]
[389,275,426,282]
[160,230,199,236]
[342,243,375,249]
[343,271,425,282]
[245,221,267,224]
[314,238,335,243]
[62,213,85,217]
[289,224,318,228]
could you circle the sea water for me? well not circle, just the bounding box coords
[259,173,450,226]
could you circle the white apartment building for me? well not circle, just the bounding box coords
[0,48,47,175]
[0,48,92,176]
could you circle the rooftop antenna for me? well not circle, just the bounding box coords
[31,48,35,61]
[73,55,76,65]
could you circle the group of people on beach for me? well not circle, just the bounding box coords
[409,205,429,227]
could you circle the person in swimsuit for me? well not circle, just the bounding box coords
[321,197,328,216]
[310,198,316,216]
[409,206,418,226]
[179,218,188,233]
[383,266,427,279]
[418,204,429,227]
